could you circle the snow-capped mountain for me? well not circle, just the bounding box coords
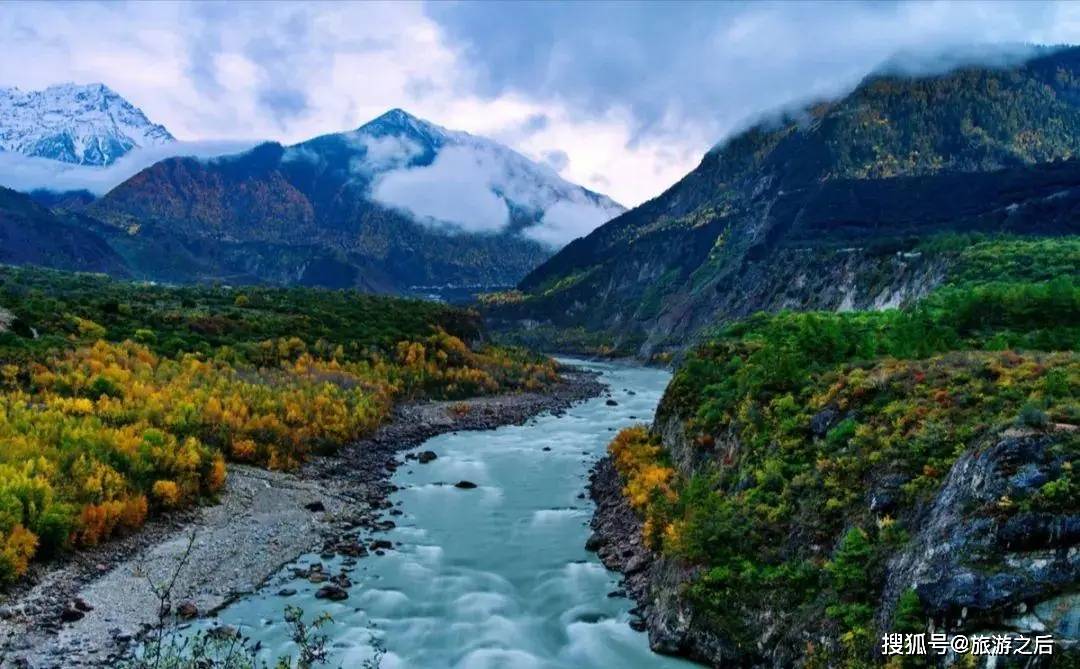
[0,83,173,166]
[286,109,626,246]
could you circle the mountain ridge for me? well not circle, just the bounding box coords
[495,45,1080,356]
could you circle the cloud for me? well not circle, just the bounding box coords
[348,133,424,172]
[428,1,1080,148]
[372,145,511,234]
[526,199,623,247]
[369,139,621,245]
[541,149,569,172]
[0,140,259,195]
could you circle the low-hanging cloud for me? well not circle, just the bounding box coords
[0,140,259,195]
[526,198,623,247]
[349,133,424,173]
[372,145,511,234]
[370,139,622,245]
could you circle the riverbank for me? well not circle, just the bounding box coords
[588,456,726,667]
[0,366,604,668]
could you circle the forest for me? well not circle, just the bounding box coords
[0,266,556,583]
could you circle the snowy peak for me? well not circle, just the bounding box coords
[359,108,449,143]
[0,83,174,166]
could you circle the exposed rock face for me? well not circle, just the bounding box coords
[881,432,1080,640]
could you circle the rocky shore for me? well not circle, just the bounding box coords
[587,456,729,668]
[0,366,603,668]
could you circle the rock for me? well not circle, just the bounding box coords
[176,601,198,620]
[370,539,393,551]
[336,542,368,557]
[207,625,239,640]
[628,617,647,632]
[315,585,348,601]
[304,501,326,512]
[277,588,297,597]
[454,480,478,489]
[585,533,605,552]
[72,598,93,613]
[308,572,327,583]
[417,451,438,464]
[605,399,618,406]
[59,608,84,623]
[810,407,839,436]
[882,433,1077,629]
[542,446,552,451]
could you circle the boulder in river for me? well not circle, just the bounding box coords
[59,607,84,623]
[454,480,478,489]
[315,585,348,601]
[605,399,618,406]
[176,601,198,619]
[417,450,438,464]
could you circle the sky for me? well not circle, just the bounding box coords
[1,1,1080,208]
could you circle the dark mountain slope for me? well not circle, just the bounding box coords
[0,187,127,275]
[497,46,1080,356]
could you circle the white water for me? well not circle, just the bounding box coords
[202,360,694,668]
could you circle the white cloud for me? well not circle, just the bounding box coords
[526,199,624,247]
[349,133,424,172]
[369,138,623,245]
[371,145,510,233]
[0,140,259,195]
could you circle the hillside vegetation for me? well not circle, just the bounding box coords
[606,237,1079,666]
[0,267,555,583]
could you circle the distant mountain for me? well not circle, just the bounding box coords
[79,109,622,293]
[0,186,127,275]
[493,45,1080,356]
[0,83,173,166]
